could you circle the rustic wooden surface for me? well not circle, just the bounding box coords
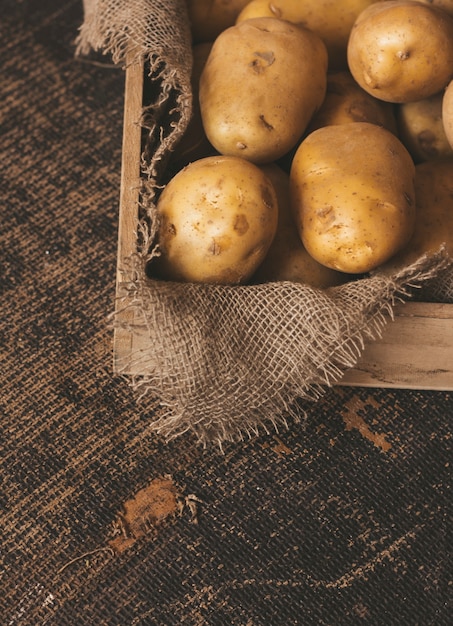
[113,51,144,374]
[339,302,453,390]
[114,60,453,391]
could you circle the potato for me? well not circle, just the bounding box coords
[380,158,453,272]
[442,80,453,148]
[199,17,328,164]
[235,0,379,70]
[170,43,217,171]
[347,0,453,103]
[413,0,453,15]
[396,92,453,162]
[306,70,397,135]
[253,164,349,287]
[186,0,251,43]
[289,122,416,274]
[151,156,278,284]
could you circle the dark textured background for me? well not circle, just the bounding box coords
[1,2,451,624]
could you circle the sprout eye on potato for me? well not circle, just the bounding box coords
[150,156,279,285]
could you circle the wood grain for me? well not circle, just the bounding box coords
[113,51,144,374]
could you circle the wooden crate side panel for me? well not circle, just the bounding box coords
[113,53,144,374]
[339,303,453,390]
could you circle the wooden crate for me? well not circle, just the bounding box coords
[114,54,453,391]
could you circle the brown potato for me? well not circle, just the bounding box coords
[253,164,349,287]
[235,0,379,70]
[442,80,453,148]
[186,0,251,43]
[151,155,278,284]
[380,158,453,272]
[290,122,416,274]
[347,0,453,103]
[396,92,453,162]
[199,17,328,164]
[307,70,397,135]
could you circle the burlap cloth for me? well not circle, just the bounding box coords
[78,0,452,447]
[1,1,451,624]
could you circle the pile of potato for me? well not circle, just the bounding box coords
[150,0,453,286]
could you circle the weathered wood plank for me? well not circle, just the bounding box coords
[339,302,453,390]
[113,52,144,374]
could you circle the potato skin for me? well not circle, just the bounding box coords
[380,158,453,272]
[253,164,349,287]
[307,70,397,135]
[396,92,453,162]
[186,0,251,43]
[347,0,453,103]
[199,17,328,164]
[443,80,453,148]
[289,122,416,274]
[152,156,278,285]
[236,0,379,70]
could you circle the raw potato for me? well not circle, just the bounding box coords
[381,158,453,272]
[307,70,397,135]
[443,81,453,148]
[186,0,252,43]
[199,17,328,164]
[396,92,453,162]
[347,0,453,103]
[236,0,379,70]
[413,0,453,15]
[152,156,278,285]
[253,164,349,287]
[290,122,416,274]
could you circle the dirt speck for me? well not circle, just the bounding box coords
[109,476,182,554]
[341,396,392,452]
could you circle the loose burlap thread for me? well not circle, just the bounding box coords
[78,0,452,446]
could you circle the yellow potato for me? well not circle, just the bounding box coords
[442,80,453,148]
[380,158,453,272]
[186,0,251,43]
[290,122,416,274]
[151,156,278,284]
[413,0,453,15]
[307,70,397,135]
[253,164,349,287]
[236,0,379,70]
[199,17,328,164]
[396,92,453,162]
[347,0,453,103]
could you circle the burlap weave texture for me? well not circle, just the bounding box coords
[79,0,452,446]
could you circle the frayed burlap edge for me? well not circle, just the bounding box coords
[113,248,451,448]
[75,0,193,212]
